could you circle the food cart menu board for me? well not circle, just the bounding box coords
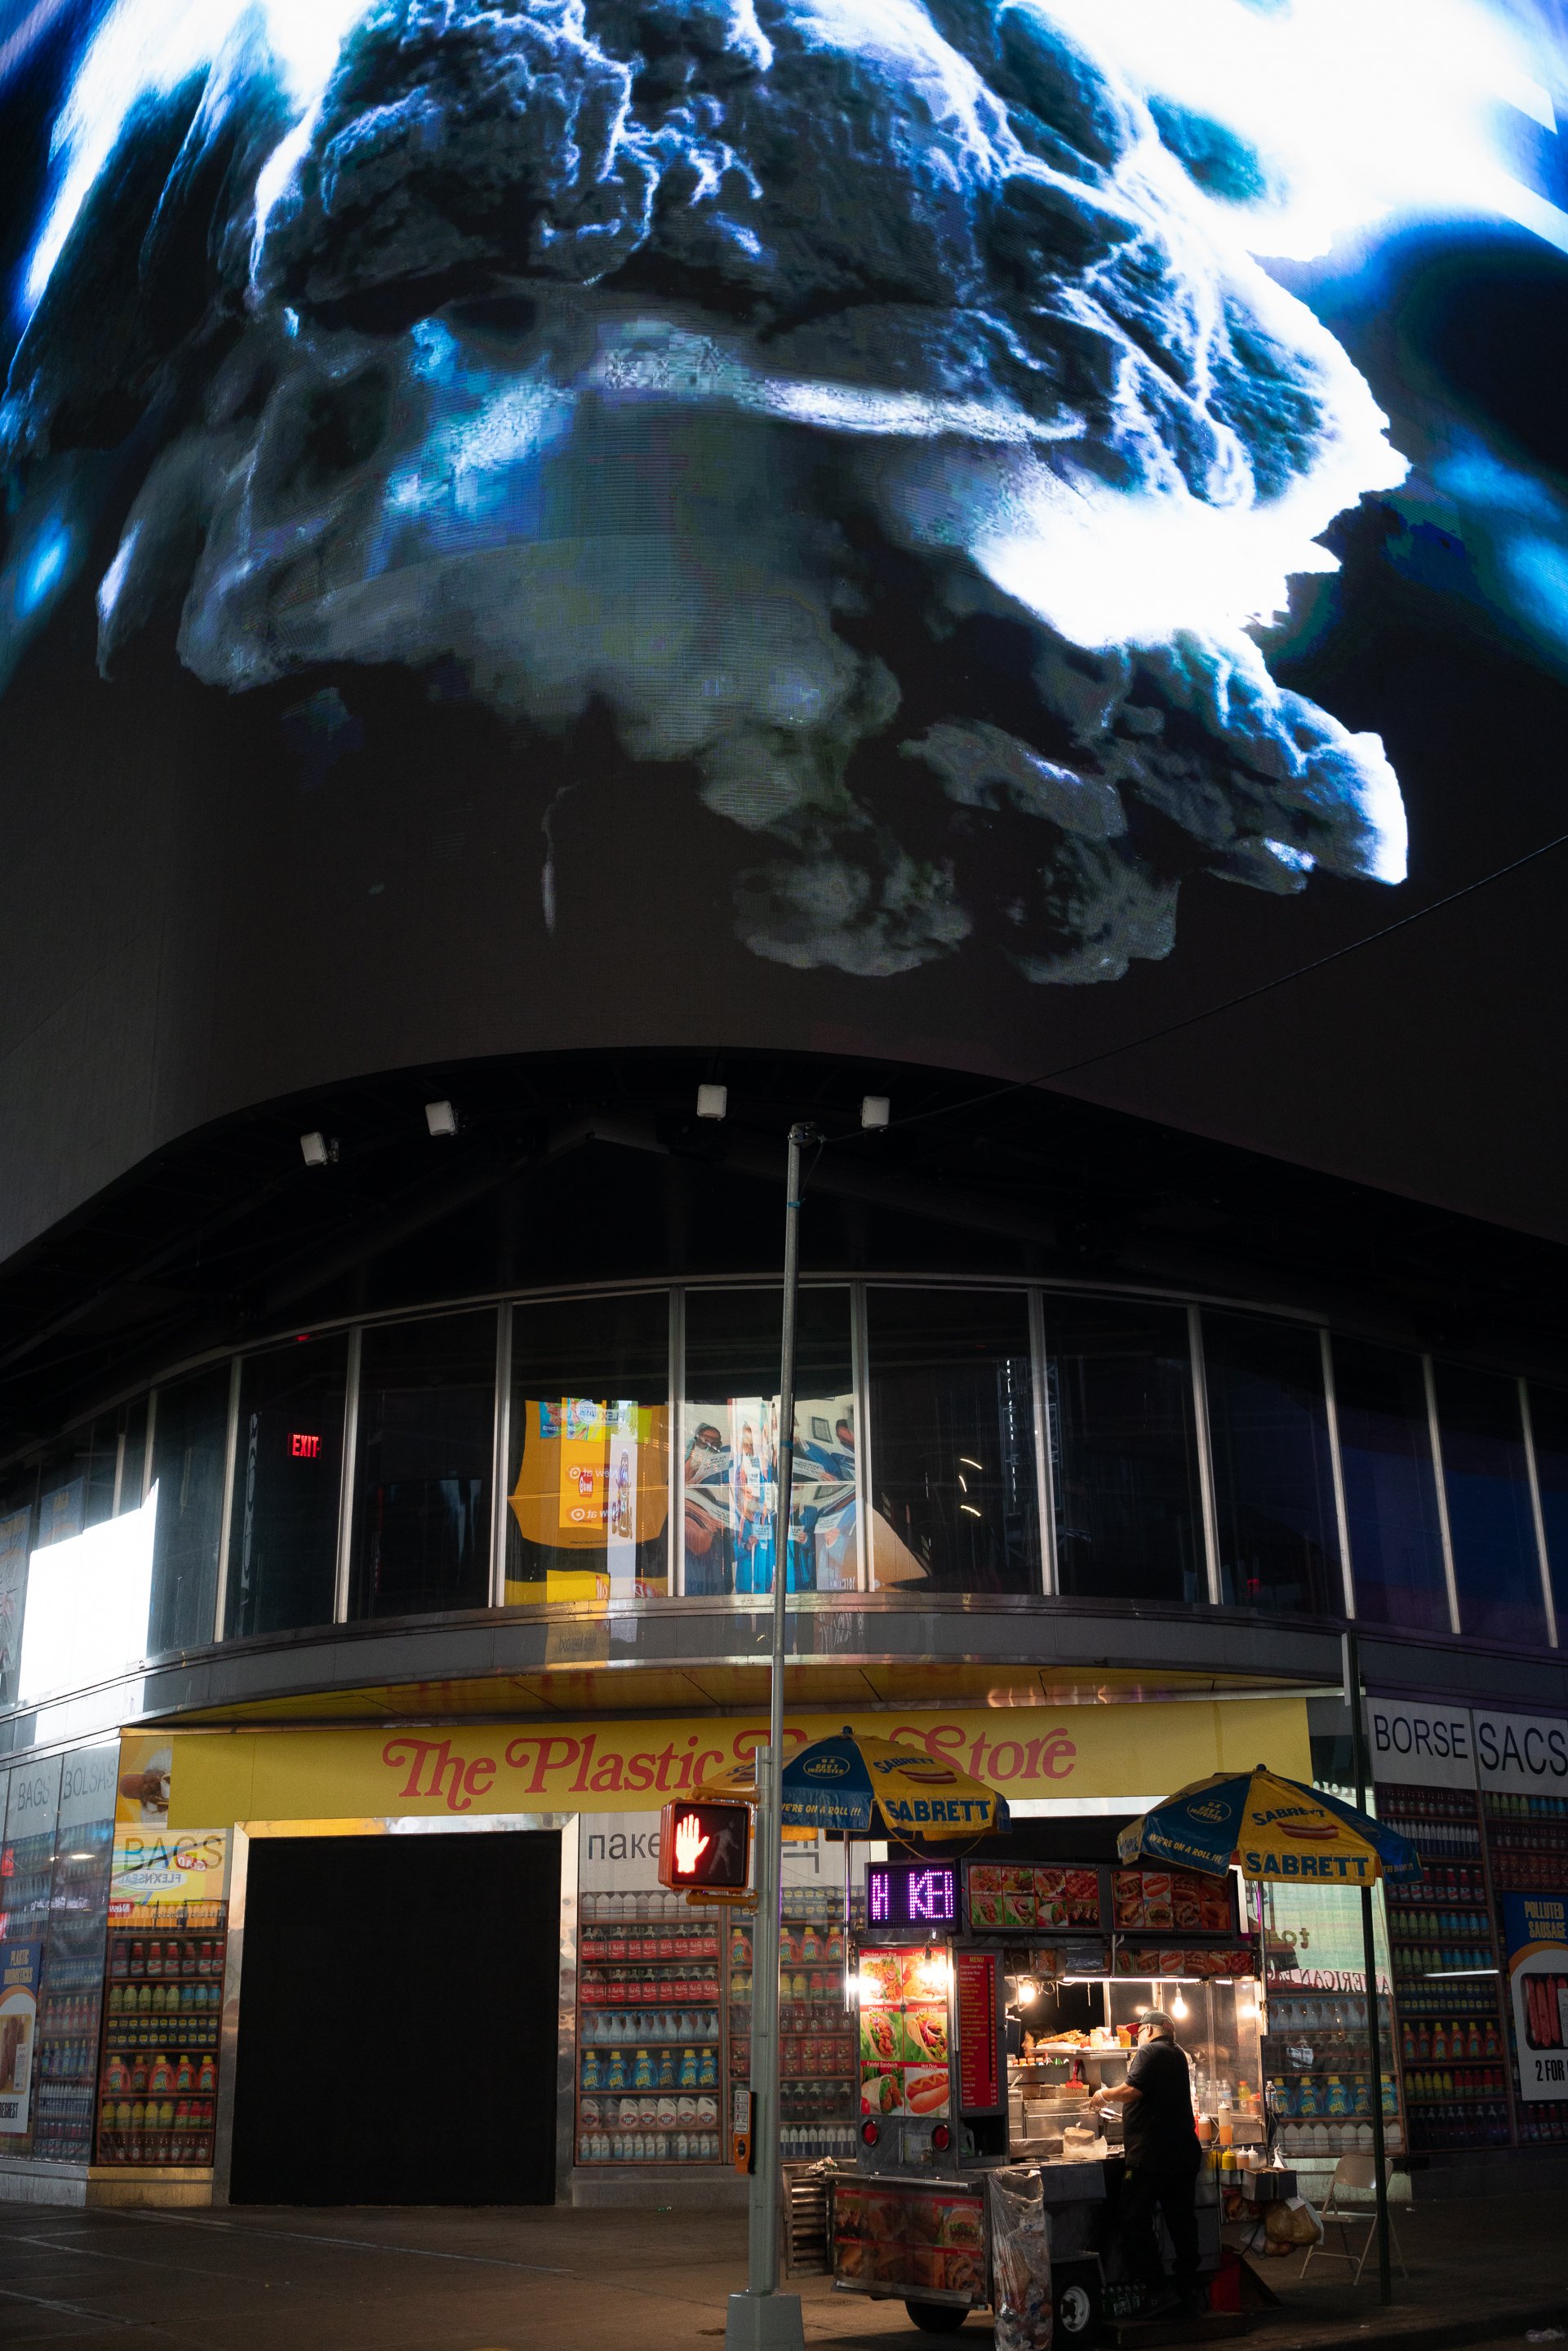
[966,1864,1100,1930]
[1113,1870,1235,1933]
[831,2179,988,2300]
[965,1863,1236,1935]
[1113,1946,1254,1977]
[859,1948,950,2122]
[955,1950,1000,2113]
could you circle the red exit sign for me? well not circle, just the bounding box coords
[289,1432,322,1459]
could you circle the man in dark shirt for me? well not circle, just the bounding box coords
[1100,2010,1202,2316]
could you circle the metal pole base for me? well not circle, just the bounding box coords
[724,2291,805,2351]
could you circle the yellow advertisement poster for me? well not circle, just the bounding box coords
[0,1942,39,2138]
[509,1400,669,1549]
[507,1397,670,1604]
[109,1829,229,1927]
[153,1699,1309,1832]
[115,1735,176,1826]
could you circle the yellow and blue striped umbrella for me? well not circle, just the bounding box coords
[1118,1764,1420,1886]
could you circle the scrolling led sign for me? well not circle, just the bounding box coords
[867,1861,957,1928]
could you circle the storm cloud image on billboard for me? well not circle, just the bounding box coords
[0,1,1566,1029]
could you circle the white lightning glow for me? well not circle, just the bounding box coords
[24,0,369,309]
[30,0,1568,329]
[1043,0,1566,260]
[963,439,1384,648]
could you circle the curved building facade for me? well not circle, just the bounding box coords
[3,1051,1568,2205]
[2,0,1568,2220]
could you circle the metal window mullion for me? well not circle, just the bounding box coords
[858,1282,878,1596]
[669,1287,684,1597]
[142,1391,157,1506]
[1423,1354,1463,1636]
[213,1357,242,1643]
[111,1429,126,1519]
[334,1327,362,1624]
[556,1814,581,2200]
[1321,1327,1357,1620]
[1187,1304,1222,1606]
[490,1304,513,1610]
[1518,1376,1560,1648]
[1028,1288,1056,1597]
[851,1281,872,1594]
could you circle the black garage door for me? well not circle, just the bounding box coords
[229,1830,560,2203]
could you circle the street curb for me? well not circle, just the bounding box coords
[1245,2300,1568,2351]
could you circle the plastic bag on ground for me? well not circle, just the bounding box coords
[988,2167,1053,2351]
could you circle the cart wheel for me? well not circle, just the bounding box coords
[1054,2269,1103,2345]
[903,2300,969,2334]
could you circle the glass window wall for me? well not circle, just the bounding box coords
[1526,1382,1568,1633]
[1433,1362,1547,1647]
[8,1285,1568,1664]
[507,1293,671,1605]
[82,1414,123,1530]
[226,1335,349,1638]
[37,1441,90,1550]
[148,1367,231,1654]
[118,1398,149,1513]
[350,1313,496,1620]
[1330,1338,1450,1633]
[865,1287,1037,1594]
[1204,1313,1341,1617]
[1047,1298,1205,1604]
[682,1288,855,1596]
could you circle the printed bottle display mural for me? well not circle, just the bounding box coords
[94,1835,229,2170]
[576,1890,726,2165]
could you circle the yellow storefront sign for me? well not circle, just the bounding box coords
[143,1698,1310,1831]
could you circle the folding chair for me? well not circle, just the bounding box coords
[1300,2153,1409,2284]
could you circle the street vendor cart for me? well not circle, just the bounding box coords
[822,1853,1262,2343]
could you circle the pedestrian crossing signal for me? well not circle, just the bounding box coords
[658,1800,752,1891]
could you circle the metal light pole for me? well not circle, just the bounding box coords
[1345,1629,1393,2304]
[726,1123,815,2351]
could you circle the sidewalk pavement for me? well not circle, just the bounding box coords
[1209,2186,1568,2351]
[0,2191,1565,2351]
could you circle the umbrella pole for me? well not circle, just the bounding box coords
[1347,1629,1393,2304]
[727,1122,813,2351]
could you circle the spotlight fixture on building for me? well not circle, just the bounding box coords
[695,1083,728,1121]
[424,1099,458,1138]
[860,1095,890,1130]
[299,1131,337,1167]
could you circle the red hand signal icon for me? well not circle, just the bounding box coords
[674,1813,711,1878]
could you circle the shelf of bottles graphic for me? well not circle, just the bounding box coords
[97,1914,227,2168]
[577,1907,722,2164]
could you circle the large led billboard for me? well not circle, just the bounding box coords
[0,1,1566,1240]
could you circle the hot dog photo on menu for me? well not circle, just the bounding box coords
[904,2064,950,2118]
